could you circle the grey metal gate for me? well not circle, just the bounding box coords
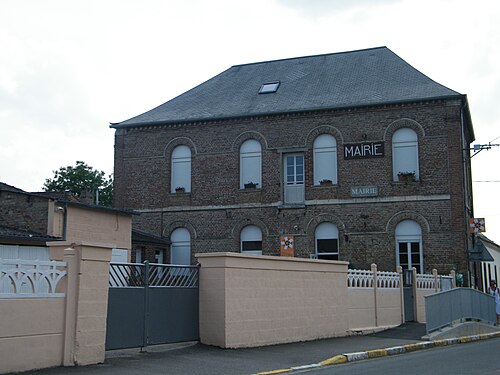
[106,262,199,350]
[403,269,415,322]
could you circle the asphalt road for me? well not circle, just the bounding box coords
[304,337,500,375]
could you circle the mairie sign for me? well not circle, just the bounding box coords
[344,142,384,160]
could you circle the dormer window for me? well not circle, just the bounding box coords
[259,81,280,94]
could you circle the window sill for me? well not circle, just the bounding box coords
[240,188,262,193]
[314,184,338,188]
[393,180,420,184]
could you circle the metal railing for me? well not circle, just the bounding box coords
[425,287,496,333]
[109,261,199,288]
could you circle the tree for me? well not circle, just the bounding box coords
[43,161,113,207]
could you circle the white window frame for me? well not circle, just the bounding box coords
[240,140,262,189]
[240,225,263,255]
[395,220,423,272]
[170,228,191,265]
[315,222,339,260]
[171,145,192,193]
[392,128,419,181]
[313,134,337,185]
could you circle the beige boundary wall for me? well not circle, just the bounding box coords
[0,241,114,374]
[197,253,409,348]
[197,252,350,348]
[347,264,405,330]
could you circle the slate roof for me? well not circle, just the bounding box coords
[112,47,464,128]
[132,229,171,245]
[0,225,59,245]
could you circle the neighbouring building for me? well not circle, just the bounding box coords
[111,47,476,277]
[0,182,133,262]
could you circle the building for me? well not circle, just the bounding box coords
[111,47,475,276]
[0,182,133,261]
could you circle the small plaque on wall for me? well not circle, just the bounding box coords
[351,185,378,197]
[280,236,295,257]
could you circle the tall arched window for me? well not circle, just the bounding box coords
[392,128,419,181]
[170,228,191,265]
[315,222,339,260]
[240,225,262,255]
[240,140,262,189]
[313,134,337,185]
[395,220,422,273]
[171,145,192,193]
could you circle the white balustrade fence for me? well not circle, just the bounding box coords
[0,258,67,298]
[416,273,437,289]
[347,268,400,289]
[347,269,374,288]
[377,270,401,288]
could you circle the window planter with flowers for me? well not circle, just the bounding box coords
[244,182,258,189]
[397,171,416,182]
[319,179,333,187]
[175,186,186,193]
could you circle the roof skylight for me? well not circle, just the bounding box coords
[259,81,280,94]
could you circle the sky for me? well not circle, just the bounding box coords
[1,0,499,242]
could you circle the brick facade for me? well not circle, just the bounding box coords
[113,100,474,275]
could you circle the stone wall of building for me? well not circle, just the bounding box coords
[0,190,50,235]
[114,100,471,274]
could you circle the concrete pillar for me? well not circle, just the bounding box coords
[48,241,114,367]
[371,263,378,327]
[397,266,404,324]
[432,269,439,292]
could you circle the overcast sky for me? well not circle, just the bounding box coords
[1,0,499,243]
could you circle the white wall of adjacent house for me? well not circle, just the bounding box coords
[481,244,500,292]
[0,245,50,260]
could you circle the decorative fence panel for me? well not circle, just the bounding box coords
[0,259,66,298]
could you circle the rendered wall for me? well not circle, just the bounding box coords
[0,298,65,374]
[0,242,114,374]
[64,206,131,250]
[198,252,350,348]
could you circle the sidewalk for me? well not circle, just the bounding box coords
[23,323,431,375]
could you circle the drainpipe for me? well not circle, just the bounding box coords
[62,202,68,241]
[460,98,474,287]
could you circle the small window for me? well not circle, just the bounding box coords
[240,225,262,255]
[259,81,280,94]
[171,145,191,193]
[170,228,191,265]
[240,140,262,189]
[313,134,337,185]
[315,222,339,260]
[392,128,419,181]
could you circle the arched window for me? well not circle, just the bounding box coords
[171,145,191,193]
[240,225,262,255]
[313,134,337,185]
[392,128,419,181]
[240,140,262,189]
[395,220,422,273]
[170,228,191,265]
[315,222,339,260]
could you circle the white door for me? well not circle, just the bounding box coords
[284,154,305,204]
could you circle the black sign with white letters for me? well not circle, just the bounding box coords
[344,142,384,160]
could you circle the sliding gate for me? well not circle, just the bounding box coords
[105,262,199,350]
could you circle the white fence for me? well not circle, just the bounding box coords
[347,267,401,289]
[0,258,67,298]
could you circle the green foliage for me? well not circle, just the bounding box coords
[43,161,113,207]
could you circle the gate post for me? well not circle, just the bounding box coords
[142,261,150,351]
[371,264,378,327]
[397,266,404,324]
[48,241,114,366]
